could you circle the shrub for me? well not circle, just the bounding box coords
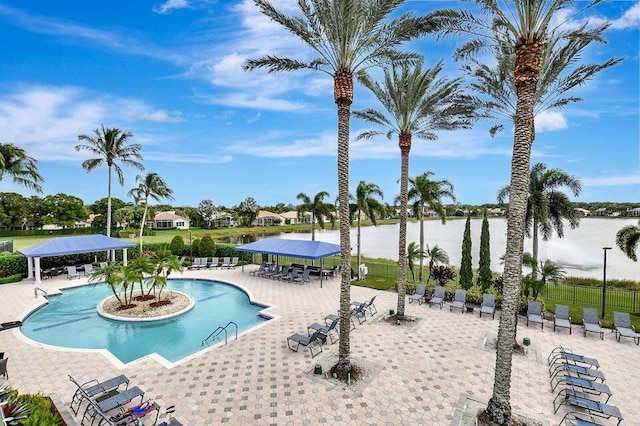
[169,236,186,256]
[17,393,64,426]
[191,239,201,257]
[0,253,27,277]
[200,236,216,257]
[431,265,456,287]
[0,274,23,285]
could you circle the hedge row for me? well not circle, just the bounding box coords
[0,227,104,237]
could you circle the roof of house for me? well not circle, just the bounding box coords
[154,211,187,220]
[279,211,299,219]
[257,210,280,218]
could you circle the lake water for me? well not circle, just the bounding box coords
[262,218,639,281]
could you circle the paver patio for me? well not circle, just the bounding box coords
[1,267,638,425]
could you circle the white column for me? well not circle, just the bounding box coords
[27,257,33,280]
[123,249,128,266]
[34,257,42,285]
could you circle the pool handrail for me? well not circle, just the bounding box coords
[202,321,238,346]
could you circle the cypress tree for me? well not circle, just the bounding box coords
[478,209,492,292]
[459,212,473,290]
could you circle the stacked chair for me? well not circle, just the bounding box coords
[548,347,623,425]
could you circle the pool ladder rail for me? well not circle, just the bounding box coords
[34,287,48,298]
[202,321,238,346]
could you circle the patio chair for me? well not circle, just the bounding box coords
[82,386,145,426]
[249,261,267,276]
[67,265,80,279]
[69,374,130,415]
[257,263,275,278]
[222,256,239,269]
[552,389,623,425]
[281,267,299,282]
[293,266,311,284]
[548,347,600,372]
[450,289,466,313]
[187,258,203,270]
[208,257,220,269]
[612,311,640,344]
[177,256,185,266]
[324,313,355,331]
[286,329,323,358]
[554,304,572,334]
[220,257,231,269]
[83,263,94,276]
[428,286,445,309]
[0,358,7,379]
[272,265,291,280]
[526,301,543,329]
[479,294,496,319]
[351,295,377,316]
[350,303,368,324]
[550,373,612,402]
[559,412,605,426]
[307,317,339,344]
[550,362,605,386]
[582,308,604,339]
[408,284,426,305]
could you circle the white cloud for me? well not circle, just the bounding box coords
[153,0,189,14]
[609,2,640,30]
[535,111,568,132]
[207,93,308,111]
[582,174,640,186]
[145,152,234,164]
[552,3,640,32]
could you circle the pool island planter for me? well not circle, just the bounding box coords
[97,289,195,322]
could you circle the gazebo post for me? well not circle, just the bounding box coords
[123,249,128,266]
[34,257,42,284]
[27,257,34,280]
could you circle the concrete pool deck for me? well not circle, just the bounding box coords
[1,267,639,425]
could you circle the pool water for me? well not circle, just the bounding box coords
[21,279,270,364]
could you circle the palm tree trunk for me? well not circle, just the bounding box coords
[106,166,113,261]
[532,217,539,280]
[336,71,353,378]
[311,215,316,241]
[357,213,362,280]
[486,40,542,425]
[396,134,411,317]
[139,200,148,255]
[418,209,425,282]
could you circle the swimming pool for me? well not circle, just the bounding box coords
[21,279,271,364]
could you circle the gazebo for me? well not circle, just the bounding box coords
[18,234,136,284]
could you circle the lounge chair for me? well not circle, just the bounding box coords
[83,263,94,276]
[257,263,275,278]
[554,304,572,334]
[408,284,425,305]
[549,362,605,384]
[548,347,600,372]
[226,256,239,269]
[550,373,612,402]
[552,389,623,425]
[219,257,231,269]
[582,308,604,339]
[428,286,445,309]
[450,289,466,313]
[526,301,543,329]
[264,264,283,279]
[208,257,220,269]
[82,386,145,426]
[67,265,80,279]
[324,313,355,331]
[187,258,203,270]
[286,329,323,357]
[69,374,129,415]
[281,267,299,282]
[307,317,339,344]
[272,265,291,280]
[293,267,311,284]
[612,311,640,344]
[249,261,267,276]
[351,295,377,316]
[177,256,185,266]
[0,357,7,379]
[559,411,605,426]
[479,294,496,319]
[350,303,368,324]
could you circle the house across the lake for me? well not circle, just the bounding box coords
[149,211,190,230]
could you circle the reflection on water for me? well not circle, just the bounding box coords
[250,218,638,280]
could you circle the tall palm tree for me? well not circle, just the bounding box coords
[406,241,426,283]
[128,173,174,254]
[244,0,432,376]
[353,62,476,317]
[425,244,449,286]
[407,171,456,281]
[430,1,620,422]
[498,162,581,279]
[76,125,144,239]
[0,143,44,192]
[616,220,640,262]
[296,191,334,241]
[351,181,384,279]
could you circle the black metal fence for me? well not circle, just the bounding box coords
[543,284,640,312]
[0,240,13,253]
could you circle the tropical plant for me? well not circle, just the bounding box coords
[430,1,620,422]
[0,143,44,193]
[459,213,473,290]
[127,257,153,302]
[406,241,426,283]
[351,181,384,279]
[616,220,640,262]
[430,264,456,287]
[478,208,492,291]
[0,385,29,425]
[498,162,582,279]
[128,172,174,254]
[406,171,456,281]
[425,244,449,286]
[354,62,476,318]
[76,125,144,239]
[244,0,433,376]
[149,248,184,300]
[88,262,126,306]
[296,191,334,241]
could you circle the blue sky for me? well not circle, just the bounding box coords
[0,0,638,209]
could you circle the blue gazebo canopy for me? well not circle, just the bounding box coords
[19,234,135,258]
[236,238,340,260]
